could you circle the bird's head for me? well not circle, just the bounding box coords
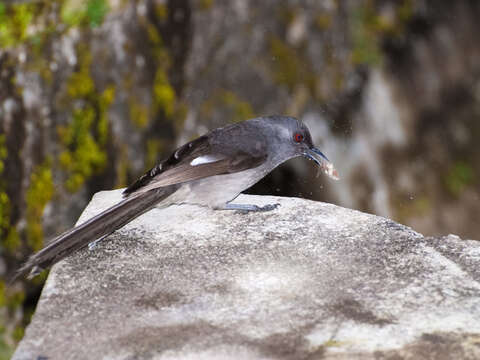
[260,115,339,180]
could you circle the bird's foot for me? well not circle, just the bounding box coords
[221,203,280,214]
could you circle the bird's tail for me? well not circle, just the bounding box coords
[13,187,177,281]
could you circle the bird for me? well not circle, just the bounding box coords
[15,115,339,280]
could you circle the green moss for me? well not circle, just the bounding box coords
[351,0,414,66]
[0,192,10,242]
[6,290,25,313]
[154,3,168,20]
[412,196,430,214]
[145,22,163,47]
[26,160,55,252]
[0,135,21,355]
[0,281,26,340]
[146,139,165,170]
[134,6,180,173]
[396,194,431,223]
[61,0,85,26]
[98,86,115,144]
[67,71,94,98]
[115,145,129,188]
[129,99,150,129]
[153,69,176,117]
[0,339,13,360]
[31,269,48,286]
[0,318,14,360]
[269,36,300,90]
[86,0,110,27]
[200,90,254,123]
[0,281,5,308]
[66,49,95,98]
[58,108,107,192]
[139,20,177,119]
[351,5,383,66]
[278,6,297,27]
[315,13,332,30]
[0,1,103,49]
[172,101,189,133]
[445,161,475,196]
[61,0,109,28]
[0,135,6,174]
[199,0,214,11]
[323,339,343,347]
[60,45,115,192]
[269,36,316,94]
[0,3,35,48]
[398,0,414,23]
[12,326,24,343]
[220,91,254,122]
[0,135,10,244]
[3,228,20,253]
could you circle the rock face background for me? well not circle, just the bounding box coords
[1,0,479,356]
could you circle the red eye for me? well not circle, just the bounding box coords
[294,133,304,143]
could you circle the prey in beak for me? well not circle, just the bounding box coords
[303,147,340,180]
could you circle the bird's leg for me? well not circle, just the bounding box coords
[219,203,280,213]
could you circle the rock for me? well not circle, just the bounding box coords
[13,190,480,360]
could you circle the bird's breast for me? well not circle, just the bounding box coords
[166,162,275,209]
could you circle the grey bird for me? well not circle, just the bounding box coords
[15,115,339,280]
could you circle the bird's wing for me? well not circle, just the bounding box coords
[123,134,267,196]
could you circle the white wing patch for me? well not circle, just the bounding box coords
[190,155,223,166]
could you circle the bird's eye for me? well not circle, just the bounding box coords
[294,133,304,143]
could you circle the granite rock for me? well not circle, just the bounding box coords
[13,190,480,360]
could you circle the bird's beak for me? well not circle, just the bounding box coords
[303,147,340,180]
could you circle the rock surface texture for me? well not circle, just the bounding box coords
[13,190,480,360]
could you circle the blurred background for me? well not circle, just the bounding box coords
[1,0,479,356]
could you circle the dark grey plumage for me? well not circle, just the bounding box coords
[14,115,338,280]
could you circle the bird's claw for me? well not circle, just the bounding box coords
[235,203,280,214]
[257,203,280,212]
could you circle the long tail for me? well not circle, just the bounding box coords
[14,186,178,281]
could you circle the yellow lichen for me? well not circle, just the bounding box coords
[199,0,214,11]
[220,91,254,122]
[269,36,315,94]
[60,45,115,192]
[445,161,475,196]
[129,98,150,129]
[146,139,165,170]
[154,3,168,20]
[200,90,254,123]
[172,101,189,133]
[98,86,115,144]
[153,69,176,117]
[145,22,163,47]
[351,4,383,66]
[3,228,20,253]
[66,48,95,98]
[0,135,10,243]
[315,13,332,30]
[115,145,129,188]
[61,0,110,28]
[139,16,176,120]
[58,107,108,192]
[0,3,35,48]
[25,160,55,252]
[351,0,414,66]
